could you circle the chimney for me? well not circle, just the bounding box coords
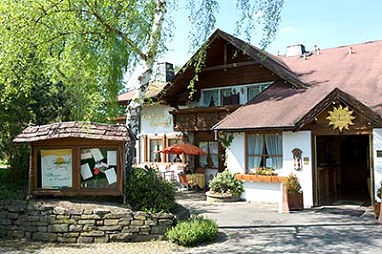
[348,47,353,55]
[314,45,320,55]
[286,44,306,57]
[153,62,175,82]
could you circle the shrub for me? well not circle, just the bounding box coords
[252,167,277,176]
[126,167,176,213]
[0,168,28,200]
[166,217,218,246]
[209,170,243,196]
[285,173,302,194]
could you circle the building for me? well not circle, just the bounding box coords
[121,29,382,208]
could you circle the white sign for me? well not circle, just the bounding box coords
[41,149,72,189]
[105,167,117,185]
[107,150,117,166]
[80,163,93,180]
[90,148,104,161]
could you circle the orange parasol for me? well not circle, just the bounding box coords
[161,143,207,155]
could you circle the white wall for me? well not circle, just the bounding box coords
[225,132,246,174]
[282,131,313,208]
[241,182,283,209]
[373,129,382,202]
[226,131,313,208]
[141,105,174,134]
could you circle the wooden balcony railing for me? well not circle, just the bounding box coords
[170,105,240,131]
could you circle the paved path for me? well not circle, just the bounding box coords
[1,192,381,253]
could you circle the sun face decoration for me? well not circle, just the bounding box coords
[326,105,355,132]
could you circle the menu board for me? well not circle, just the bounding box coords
[40,149,72,189]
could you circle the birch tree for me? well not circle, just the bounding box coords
[0,0,283,172]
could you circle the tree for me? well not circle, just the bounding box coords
[0,0,283,175]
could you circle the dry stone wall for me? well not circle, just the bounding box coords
[0,200,175,243]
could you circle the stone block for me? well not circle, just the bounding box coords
[6,212,18,219]
[104,219,119,226]
[0,219,12,225]
[8,201,27,212]
[56,215,71,220]
[131,220,144,226]
[133,211,148,220]
[77,236,94,243]
[32,232,57,242]
[158,219,174,226]
[83,209,93,215]
[48,224,69,233]
[152,212,174,219]
[81,231,105,237]
[80,214,100,220]
[67,209,83,216]
[69,224,83,232]
[95,220,103,226]
[63,232,80,238]
[150,225,168,235]
[38,226,48,232]
[25,232,32,240]
[94,236,109,243]
[92,208,111,217]
[21,225,37,232]
[53,207,66,215]
[104,212,132,219]
[27,215,40,222]
[122,226,139,233]
[109,233,133,242]
[78,219,95,225]
[83,224,96,231]
[98,225,122,231]
[118,218,131,226]
[145,219,157,226]
[8,230,25,239]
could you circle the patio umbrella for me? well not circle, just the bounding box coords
[161,143,207,155]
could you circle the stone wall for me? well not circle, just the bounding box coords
[0,200,175,243]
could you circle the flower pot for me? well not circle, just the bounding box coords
[374,202,381,219]
[287,192,304,211]
[205,191,241,203]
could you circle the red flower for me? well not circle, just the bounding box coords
[94,168,100,175]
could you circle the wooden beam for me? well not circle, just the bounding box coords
[203,61,257,72]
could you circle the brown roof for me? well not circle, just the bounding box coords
[118,90,136,105]
[214,40,382,130]
[13,122,134,143]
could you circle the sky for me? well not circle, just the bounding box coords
[159,0,382,66]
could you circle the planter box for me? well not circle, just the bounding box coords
[205,191,241,203]
[287,192,303,211]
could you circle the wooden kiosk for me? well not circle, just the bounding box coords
[13,121,134,197]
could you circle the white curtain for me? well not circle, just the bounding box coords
[264,134,282,169]
[247,134,263,169]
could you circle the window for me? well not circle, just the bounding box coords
[202,90,219,107]
[247,133,282,170]
[80,148,118,189]
[198,141,219,168]
[247,84,269,102]
[167,138,181,162]
[149,139,162,162]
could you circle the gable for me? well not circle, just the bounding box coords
[297,88,382,132]
[164,29,305,106]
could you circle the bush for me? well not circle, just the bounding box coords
[126,167,176,213]
[0,168,28,200]
[166,217,218,246]
[208,170,243,196]
[285,173,302,194]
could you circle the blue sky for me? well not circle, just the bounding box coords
[160,0,382,66]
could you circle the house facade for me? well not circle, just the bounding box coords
[121,29,382,208]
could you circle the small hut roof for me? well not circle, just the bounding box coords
[13,121,135,143]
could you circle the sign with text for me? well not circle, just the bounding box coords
[41,149,72,189]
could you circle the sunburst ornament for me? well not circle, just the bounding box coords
[326,105,355,132]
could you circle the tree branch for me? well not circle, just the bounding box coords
[84,0,148,62]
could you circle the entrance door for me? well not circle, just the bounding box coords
[316,135,371,206]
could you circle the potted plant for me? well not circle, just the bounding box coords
[285,173,303,211]
[374,182,382,219]
[206,170,243,202]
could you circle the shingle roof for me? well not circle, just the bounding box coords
[13,122,134,143]
[214,39,382,130]
[117,81,168,105]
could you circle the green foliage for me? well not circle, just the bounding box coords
[166,216,218,246]
[252,167,277,176]
[126,167,176,213]
[209,170,243,196]
[0,168,28,200]
[285,173,302,194]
